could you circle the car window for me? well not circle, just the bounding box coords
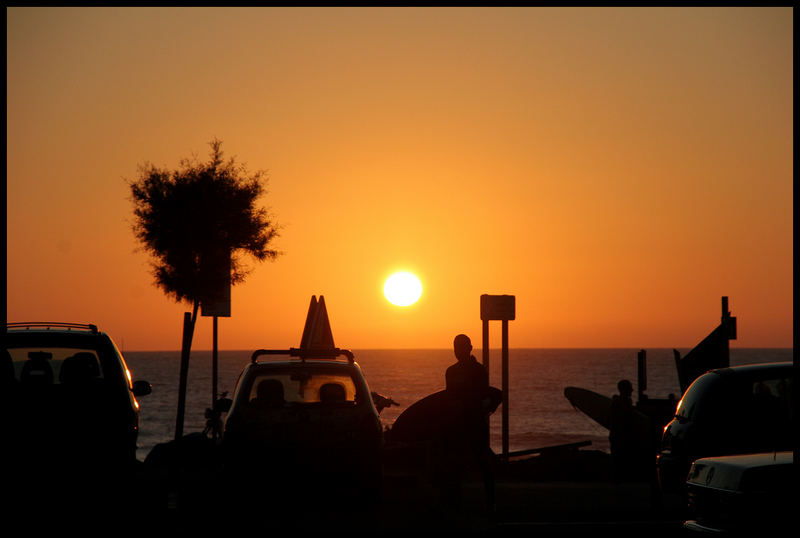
[248,371,357,405]
[7,347,105,384]
[748,376,792,423]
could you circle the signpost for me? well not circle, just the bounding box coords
[480,294,515,460]
[200,252,231,441]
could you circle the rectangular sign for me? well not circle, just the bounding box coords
[201,284,231,317]
[480,294,515,321]
[201,252,231,317]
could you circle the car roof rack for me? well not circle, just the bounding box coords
[6,322,99,334]
[251,347,354,364]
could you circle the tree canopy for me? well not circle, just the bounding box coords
[129,139,280,310]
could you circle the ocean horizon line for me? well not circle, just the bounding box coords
[121,346,794,353]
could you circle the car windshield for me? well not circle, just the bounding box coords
[247,369,358,405]
[7,347,106,385]
[675,373,720,421]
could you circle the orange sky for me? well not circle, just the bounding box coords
[6,7,793,351]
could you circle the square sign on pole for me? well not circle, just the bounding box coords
[481,294,515,320]
[201,284,231,317]
[480,294,515,461]
[201,250,231,440]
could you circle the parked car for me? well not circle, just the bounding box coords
[222,348,383,505]
[683,451,792,533]
[657,361,792,493]
[4,322,152,473]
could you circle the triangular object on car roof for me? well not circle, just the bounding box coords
[299,295,336,351]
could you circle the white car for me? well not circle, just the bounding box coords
[684,451,792,533]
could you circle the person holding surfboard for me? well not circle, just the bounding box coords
[439,334,495,516]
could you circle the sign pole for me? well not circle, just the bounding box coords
[212,317,218,397]
[482,319,489,371]
[502,318,509,459]
[480,294,515,462]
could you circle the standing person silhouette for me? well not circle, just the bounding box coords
[609,379,636,481]
[441,334,495,516]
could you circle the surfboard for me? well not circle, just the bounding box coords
[389,386,502,444]
[563,386,651,433]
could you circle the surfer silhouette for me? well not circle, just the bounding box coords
[609,379,636,480]
[440,334,495,515]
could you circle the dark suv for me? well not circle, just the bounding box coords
[4,322,151,476]
[222,348,383,507]
[657,361,792,493]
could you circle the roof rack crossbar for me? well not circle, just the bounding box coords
[251,348,354,364]
[6,322,99,334]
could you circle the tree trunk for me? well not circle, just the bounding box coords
[175,300,200,440]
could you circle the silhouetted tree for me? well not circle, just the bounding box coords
[130,139,280,438]
[129,138,280,322]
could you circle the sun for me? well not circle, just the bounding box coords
[384,271,423,307]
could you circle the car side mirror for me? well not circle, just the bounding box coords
[132,380,152,396]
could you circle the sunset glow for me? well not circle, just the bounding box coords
[384,272,423,307]
[6,7,793,351]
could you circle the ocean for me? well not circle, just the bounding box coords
[124,348,793,462]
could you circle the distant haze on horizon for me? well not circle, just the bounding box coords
[6,7,793,352]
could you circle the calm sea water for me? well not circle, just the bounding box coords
[124,348,792,461]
